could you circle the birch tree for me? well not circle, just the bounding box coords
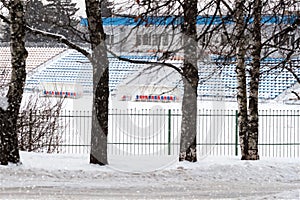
[247,0,262,160]
[215,0,299,160]
[235,0,299,160]
[233,0,261,160]
[222,0,263,160]
[234,0,249,159]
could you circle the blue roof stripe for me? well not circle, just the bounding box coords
[80,16,233,26]
[80,15,297,26]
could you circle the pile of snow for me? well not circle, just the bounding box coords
[0,152,299,199]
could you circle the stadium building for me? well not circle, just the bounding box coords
[0,14,300,104]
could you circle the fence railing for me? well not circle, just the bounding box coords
[22,109,300,158]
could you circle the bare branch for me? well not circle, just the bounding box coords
[26,26,90,58]
[286,66,300,84]
[0,13,9,24]
[107,49,184,77]
[0,13,90,59]
[262,17,300,47]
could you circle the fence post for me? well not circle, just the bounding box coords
[235,110,238,156]
[168,109,171,155]
[29,109,33,152]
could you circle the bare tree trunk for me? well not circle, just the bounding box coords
[0,110,9,165]
[85,0,109,165]
[179,0,199,162]
[0,0,27,165]
[247,0,262,160]
[234,0,248,160]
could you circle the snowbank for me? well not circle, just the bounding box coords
[0,152,299,199]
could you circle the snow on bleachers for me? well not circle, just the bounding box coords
[200,58,300,100]
[26,50,156,93]
[0,44,300,99]
[0,47,66,86]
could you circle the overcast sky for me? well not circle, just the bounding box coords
[73,0,86,17]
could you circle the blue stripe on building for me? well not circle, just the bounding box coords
[80,15,298,27]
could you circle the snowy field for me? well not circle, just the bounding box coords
[0,152,299,199]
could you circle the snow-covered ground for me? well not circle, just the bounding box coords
[0,152,299,199]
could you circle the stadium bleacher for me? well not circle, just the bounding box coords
[198,58,300,100]
[0,47,66,87]
[1,47,300,101]
[25,50,157,93]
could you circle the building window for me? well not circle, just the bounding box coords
[273,33,295,48]
[142,33,151,45]
[162,34,169,46]
[136,34,142,46]
[136,33,152,46]
[106,34,114,45]
[152,34,159,46]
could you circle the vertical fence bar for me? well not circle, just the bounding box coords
[294,110,297,157]
[235,110,238,156]
[28,109,33,152]
[68,110,71,154]
[168,109,171,155]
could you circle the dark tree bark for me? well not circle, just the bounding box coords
[0,0,27,165]
[234,0,261,160]
[247,0,262,160]
[0,109,9,165]
[234,0,249,160]
[1,0,109,165]
[85,0,109,165]
[179,0,199,162]
[0,17,10,42]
